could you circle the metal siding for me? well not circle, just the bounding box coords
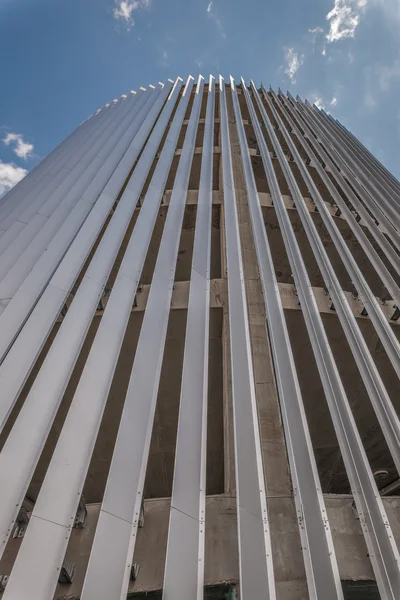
[320,109,400,214]
[248,81,400,599]
[0,79,178,560]
[0,84,163,363]
[80,74,203,600]
[292,93,400,262]
[1,76,188,600]
[0,105,105,224]
[1,76,400,600]
[262,87,400,477]
[234,79,343,599]
[0,93,143,301]
[274,89,400,302]
[219,76,276,599]
[0,99,115,229]
[162,75,215,600]
[296,98,400,252]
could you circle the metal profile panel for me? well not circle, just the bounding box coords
[0,80,181,556]
[330,115,400,194]
[1,76,190,600]
[0,85,163,362]
[3,75,400,598]
[335,120,400,193]
[287,101,400,382]
[301,100,400,236]
[0,100,115,229]
[219,76,276,599]
[0,107,103,221]
[0,94,140,279]
[0,82,169,422]
[261,86,400,486]
[276,90,400,287]
[0,114,89,214]
[162,75,214,600]
[0,215,47,281]
[0,101,107,205]
[292,95,400,258]
[80,74,203,600]
[0,94,144,300]
[0,101,119,228]
[0,194,94,305]
[234,80,343,599]
[24,96,140,223]
[245,79,400,599]
[322,111,400,205]
[309,104,400,225]
[0,100,116,224]
[0,221,29,258]
[18,96,137,224]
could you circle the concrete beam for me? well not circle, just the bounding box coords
[56,279,400,327]
[277,281,400,324]
[174,146,221,156]
[159,190,384,234]
[181,118,221,125]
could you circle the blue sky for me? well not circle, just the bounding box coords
[1,0,399,195]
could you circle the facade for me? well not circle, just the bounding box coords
[0,74,400,599]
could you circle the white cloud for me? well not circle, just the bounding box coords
[3,132,34,160]
[309,26,324,35]
[284,48,304,84]
[309,26,324,44]
[322,47,327,55]
[160,49,169,67]
[0,161,27,198]
[309,26,325,54]
[113,0,150,30]
[206,1,226,39]
[331,96,338,106]
[314,97,326,110]
[326,0,368,43]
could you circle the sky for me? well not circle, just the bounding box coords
[1,0,400,196]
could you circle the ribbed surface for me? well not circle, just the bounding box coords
[0,76,400,599]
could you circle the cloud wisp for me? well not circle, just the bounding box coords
[113,0,150,30]
[206,1,226,39]
[160,49,170,67]
[326,0,368,43]
[311,95,339,112]
[0,161,27,198]
[284,48,304,84]
[2,132,34,160]
[309,26,324,42]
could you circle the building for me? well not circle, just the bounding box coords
[0,74,400,599]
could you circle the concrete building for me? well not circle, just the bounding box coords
[0,74,400,599]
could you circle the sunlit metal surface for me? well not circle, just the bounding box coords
[1,76,400,600]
